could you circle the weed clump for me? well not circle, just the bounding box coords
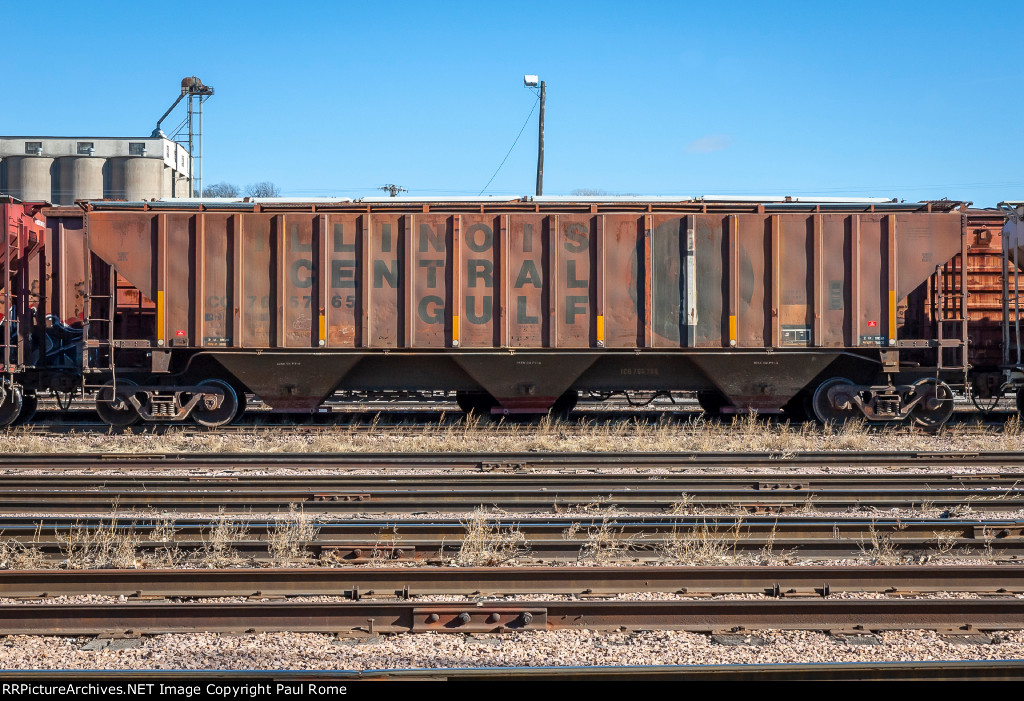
[448,508,529,566]
[56,520,141,569]
[571,516,645,564]
[198,509,251,567]
[268,504,320,566]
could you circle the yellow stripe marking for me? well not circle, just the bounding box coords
[888,290,896,341]
[156,290,165,342]
[596,315,604,343]
[318,312,326,342]
[729,315,736,342]
[453,315,460,343]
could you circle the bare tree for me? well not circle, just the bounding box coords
[202,182,240,197]
[245,181,281,197]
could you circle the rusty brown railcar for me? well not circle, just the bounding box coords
[27,197,963,427]
[903,208,1014,404]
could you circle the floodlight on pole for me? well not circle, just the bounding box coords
[523,75,545,196]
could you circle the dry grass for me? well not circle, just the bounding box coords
[797,494,819,514]
[653,522,733,565]
[945,503,976,519]
[667,494,696,515]
[648,517,794,566]
[5,412,1024,455]
[267,504,320,566]
[366,526,404,567]
[447,508,530,566]
[197,510,251,568]
[55,520,141,569]
[915,500,944,518]
[145,517,184,568]
[856,523,904,565]
[0,525,46,570]
[557,495,624,517]
[932,530,960,557]
[571,516,646,564]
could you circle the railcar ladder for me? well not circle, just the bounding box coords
[83,258,116,373]
[0,210,38,374]
[930,241,970,380]
[1001,217,1024,370]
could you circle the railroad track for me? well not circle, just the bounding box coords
[5,471,1024,487]
[0,598,1022,636]
[1,565,1021,598]
[2,449,1023,675]
[0,450,1021,471]
[0,473,1020,512]
[0,516,1020,561]
[4,661,1023,681]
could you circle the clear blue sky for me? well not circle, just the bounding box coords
[7,0,1023,206]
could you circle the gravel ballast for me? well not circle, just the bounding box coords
[1,629,1023,670]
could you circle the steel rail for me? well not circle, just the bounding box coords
[0,485,1018,512]
[264,661,1024,681]
[0,450,1022,471]
[0,536,1018,561]
[0,471,1021,511]
[0,514,1015,538]
[2,598,1024,635]
[1,472,1022,487]
[1,565,1022,599]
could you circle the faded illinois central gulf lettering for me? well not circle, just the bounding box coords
[284,221,591,326]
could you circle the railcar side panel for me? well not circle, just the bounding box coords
[601,214,642,348]
[410,213,451,348]
[554,213,594,348]
[821,214,850,348]
[66,201,970,415]
[458,213,499,348]
[82,206,964,360]
[324,214,364,348]
[200,213,232,347]
[506,213,548,347]
[367,213,401,348]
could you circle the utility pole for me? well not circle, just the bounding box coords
[536,80,545,197]
[379,184,407,197]
[524,75,545,197]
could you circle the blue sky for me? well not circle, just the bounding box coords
[7,1,1023,205]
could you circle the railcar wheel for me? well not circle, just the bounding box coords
[11,393,37,426]
[910,379,954,429]
[0,387,23,427]
[696,391,730,417]
[96,380,140,428]
[232,387,248,422]
[191,379,239,428]
[811,378,859,424]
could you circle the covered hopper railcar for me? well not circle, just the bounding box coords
[0,196,982,427]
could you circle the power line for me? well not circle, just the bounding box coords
[479,96,540,195]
